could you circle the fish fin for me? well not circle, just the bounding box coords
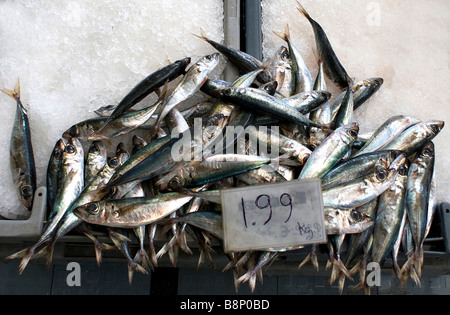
[1,78,21,101]
[296,1,313,22]
[133,249,152,271]
[237,270,257,293]
[298,246,319,271]
[5,247,35,274]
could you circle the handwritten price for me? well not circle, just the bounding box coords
[241,193,293,228]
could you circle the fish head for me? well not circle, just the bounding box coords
[16,179,33,211]
[274,45,291,65]
[260,81,278,95]
[337,122,359,145]
[197,53,220,71]
[73,201,107,225]
[155,168,187,192]
[179,57,192,68]
[425,120,444,137]
[316,90,331,101]
[62,137,84,164]
[325,208,374,235]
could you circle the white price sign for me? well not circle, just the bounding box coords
[221,178,326,253]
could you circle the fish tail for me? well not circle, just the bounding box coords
[237,270,257,293]
[177,229,193,255]
[133,249,152,272]
[1,78,21,101]
[5,247,34,274]
[296,1,313,22]
[273,24,290,42]
[298,245,319,271]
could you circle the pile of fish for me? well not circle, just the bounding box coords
[2,2,445,294]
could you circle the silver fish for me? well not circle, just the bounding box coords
[354,115,421,156]
[1,79,36,214]
[322,153,406,209]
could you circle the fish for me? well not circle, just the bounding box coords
[332,84,354,130]
[271,46,296,97]
[245,126,312,165]
[308,58,333,149]
[46,138,66,212]
[1,78,36,215]
[324,208,374,235]
[84,140,107,184]
[354,115,421,156]
[107,228,148,284]
[274,24,313,93]
[321,150,400,190]
[216,86,329,130]
[155,154,274,191]
[381,120,444,156]
[297,1,352,89]
[152,53,220,135]
[101,57,191,129]
[322,153,406,209]
[39,145,128,266]
[401,142,435,285]
[62,94,163,141]
[194,29,271,83]
[74,192,193,228]
[331,77,384,116]
[299,122,359,179]
[171,210,223,240]
[371,157,409,264]
[282,90,331,115]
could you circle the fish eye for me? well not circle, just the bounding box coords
[398,165,408,176]
[169,176,182,190]
[65,144,76,154]
[282,51,290,59]
[350,210,361,221]
[423,147,433,156]
[349,129,358,138]
[85,203,99,214]
[21,186,32,198]
[430,124,439,134]
[223,88,232,96]
[89,145,100,153]
[376,168,388,181]
[205,54,212,61]
[108,157,119,167]
[113,211,120,218]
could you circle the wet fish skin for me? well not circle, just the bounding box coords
[371,157,409,264]
[354,115,421,156]
[321,150,400,190]
[194,29,271,83]
[46,138,66,212]
[322,153,406,209]
[62,100,161,141]
[216,86,329,130]
[155,154,273,191]
[324,208,374,235]
[283,90,331,115]
[153,53,221,134]
[308,59,333,149]
[299,122,359,180]
[74,192,193,228]
[381,120,444,156]
[1,79,36,213]
[297,1,352,90]
[331,77,384,116]
[403,142,435,282]
[84,140,107,184]
[171,211,223,240]
[274,24,313,93]
[272,45,296,97]
[102,57,191,128]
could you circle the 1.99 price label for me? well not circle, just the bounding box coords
[221,178,326,252]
